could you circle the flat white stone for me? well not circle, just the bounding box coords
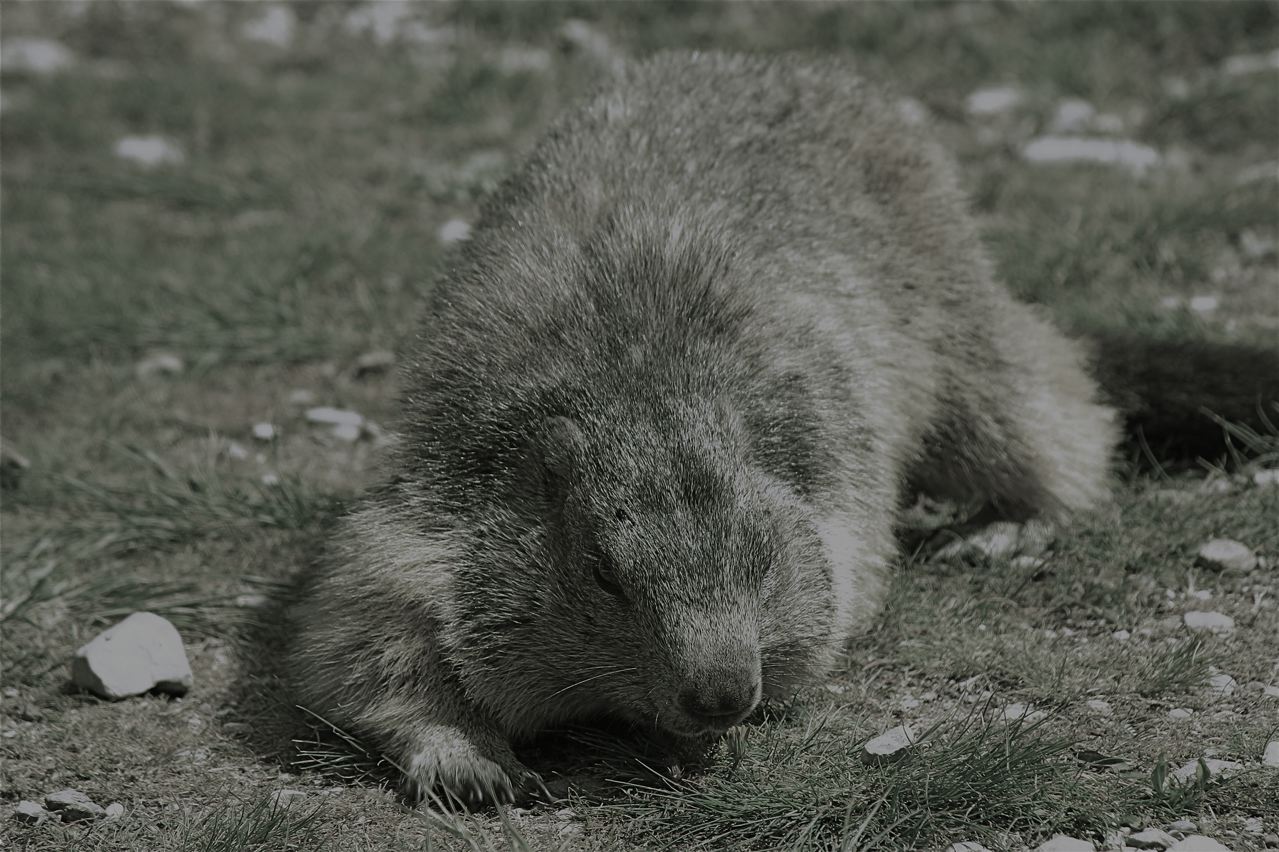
[332,423,362,443]
[861,725,917,763]
[966,85,1023,116]
[1050,98,1096,133]
[242,4,296,47]
[70,612,192,700]
[1195,539,1257,574]
[1035,835,1094,852]
[251,423,277,441]
[1252,468,1279,488]
[1168,708,1193,721]
[1086,699,1113,716]
[13,800,47,825]
[135,352,185,377]
[1168,836,1233,852]
[105,802,124,819]
[114,135,185,168]
[1188,295,1219,314]
[44,789,105,821]
[1205,673,1237,697]
[1182,611,1234,634]
[1171,758,1242,784]
[1022,136,1160,174]
[305,407,364,427]
[1129,828,1177,849]
[1263,740,1279,768]
[0,38,74,74]
[437,219,472,244]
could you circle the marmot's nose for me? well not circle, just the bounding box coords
[678,673,761,727]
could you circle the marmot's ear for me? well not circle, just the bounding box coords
[535,416,585,505]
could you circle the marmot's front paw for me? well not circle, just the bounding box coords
[401,732,542,809]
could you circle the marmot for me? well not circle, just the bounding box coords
[286,52,1270,805]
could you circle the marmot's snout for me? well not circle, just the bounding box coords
[676,666,761,731]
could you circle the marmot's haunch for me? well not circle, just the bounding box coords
[286,52,1275,806]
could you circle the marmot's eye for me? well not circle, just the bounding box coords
[592,554,627,600]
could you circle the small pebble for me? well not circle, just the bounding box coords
[1262,834,1278,848]
[332,422,362,443]
[1244,818,1263,835]
[861,725,917,764]
[1168,708,1193,721]
[1196,539,1257,574]
[1188,295,1219,314]
[1167,820,1197,833]
[946,844,993,852]
[305,407,364,428]
[966,84,1023,116]
[135,352,184,378]
[13,800,48,825]
[1129,828,1177,850]
[1086,699,1113,716]
[1183,611,1234,635]
[1253,469,1279,488]
[355,350,396,377]
[1168,837,1233,852]
[1035,835,1094,852]
[1022,136,1160,174]
[1049,98,1096,133]
[1262,740,1279,768]
[1264,685,1279,700]
[251,422,276,442]
[1205,673,1237,698]
[44,789,105,822]
[261,472,281,487]
[70,612,193,700]
[437,219,472,244]
[114,135,185,168]
[224,441,250,461]
[0,38,74,74]
[1112,629,1131,641]
[105,802,124,819]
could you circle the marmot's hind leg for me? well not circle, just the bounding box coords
[911,303,1118,524]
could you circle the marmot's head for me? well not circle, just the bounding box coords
[491,409,836,736]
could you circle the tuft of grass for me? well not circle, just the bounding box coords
[168,794,325,852]
[1132,637,1215,699]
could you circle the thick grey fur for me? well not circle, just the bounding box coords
[287,52,1118,804]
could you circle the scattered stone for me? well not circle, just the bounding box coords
[1265,685,1279,700]
[332,423,362,443]
[1167,820,1197,833]
[1245,818,1264,835]
[305,407,364,428]
[946,843,992,852]
[235,593,267,608]
[1189,589,1212,602]
[270,789,307,808]
[823,682,848,695]
[1086,699,1113,716]
[1263,740,1279,768]
[135,352,185,378]
[44,789,105,822]
[1168,708,1193,721]
[1171,758,1242,784]
[1050,98,1097,133]
[966,84,1023,116]
[998,703,1047,724]
[114,135,185,168]
[437,218,472,244]
[1183,611,1234,635]
[1034,835,1094,852]
[0,38,74,74]
[1263,834,1278,848]
[224,441,250,461]
[104,802,124,820]
[1187,295,1219,314]
[261,472,281,487]
[1221,48,1279,76]
[1253,469,1279,488]
[13,800,48,825]
[1129,828,1177,850]
[242,4,296,48]
[70,612,193,700]
[900,696,921,710]
[1196,539,1257,574]
[1168,837,1233,852]
[251,422,277,442]
[1112,629,1131,641]
[936,520,1053,562]
[1205,673,1237,698]
[861,725,917,764]
[355,350,396,377]
[1021,136,1160,174]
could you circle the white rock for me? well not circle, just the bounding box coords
[305,407,364,427]
[861,725,917,763]
[114,135,185,168]
[437,218,472,244]
[1221,48,1279,76]
[1189,589,1212,602]
[1205,673,1237,697]
[1182,611,1234,635]
[999,703,1047,724]
[1263,740,1279,768]
[1168,708,1193,721]
[966,85,1023,116]
[896,97,930,126]
[135,352,185,378]
[104,802,124,819]
[13,800,48,825]
[1264,685,1279,699]
[1050,98,1097,133]
[1252,468,1279,488]
[261,472,281,487]
[241,4,296,48]
[1171,758,1242,784]
[1086,699,1113,716]
[1129,828,1177,850]
[1245,817,1264,834]
[1022,136,1160,174]
[1195,539,1257,574]
[1168,836,1233,852]
[1035,835,1094,852]
[946,844,993,852]
[224,441,250,461]
[251,422,276,442]
[332,423,362,443]
[1167,820,1197,833]
[0,38,74,74]
[1113,629,1131,641]
[44,789,105,822]
[354,350,396,377]
[70,612,193,700]
[1187,295,1219,314]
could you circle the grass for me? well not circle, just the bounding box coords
[3,2,1278,850]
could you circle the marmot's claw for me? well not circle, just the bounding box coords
[402,745,523,810]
